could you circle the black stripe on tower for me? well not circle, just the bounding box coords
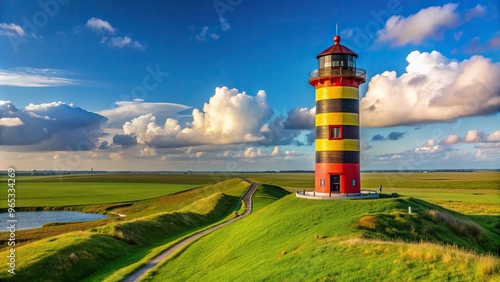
[316,151,360,163]
[316,125,360,140]
[316,99,359,114]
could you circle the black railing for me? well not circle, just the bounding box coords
[310,67,366,80]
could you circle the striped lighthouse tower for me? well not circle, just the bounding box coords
[309,35,366,195]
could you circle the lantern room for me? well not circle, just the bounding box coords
[315,35,360,79]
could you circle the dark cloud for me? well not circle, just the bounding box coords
[388,131,406,140]
[306,130,315,145]
[371,131,406,142]
[283,107,315,130]
[113,134,138,146]
[98,141,110,150]
[257,107,315,146]
[258,116,301,146]
[371,134,386,141]
[0,101,107,151]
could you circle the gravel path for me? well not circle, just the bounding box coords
[122,178,258,282]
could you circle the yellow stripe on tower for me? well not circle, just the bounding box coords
[316,139,359,151]
[316,86,359,101]
[316,113,359,126]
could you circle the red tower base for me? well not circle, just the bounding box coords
[315,163,360,194]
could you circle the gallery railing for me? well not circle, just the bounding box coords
[309,67,366,80]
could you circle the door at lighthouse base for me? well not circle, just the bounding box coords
[330,175,340,192]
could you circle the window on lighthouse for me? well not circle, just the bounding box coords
[329,126,342,140]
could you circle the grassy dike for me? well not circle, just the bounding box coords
[0,179,249,282]
[143,189,500,282]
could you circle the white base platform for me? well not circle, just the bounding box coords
[295,190,379,200]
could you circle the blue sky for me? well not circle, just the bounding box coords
[0,0,499,171]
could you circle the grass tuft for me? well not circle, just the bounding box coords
[426,209,484,239]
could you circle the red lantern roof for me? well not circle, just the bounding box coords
[316,35,358,58]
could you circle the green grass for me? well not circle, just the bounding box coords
[362,171,500,190]
[242,171,499,190]
[0,172,498,281]
[247,171,500,215]
[0,179,250,282]
[144,195,500,282]
[252,184,290,212]
[244,173,316,188]
[0,182,198,208]
[108,178,250,220]
[0,173,228,208]
[0,179,250,247]
[3,231,133,282]
[9,173,219,184]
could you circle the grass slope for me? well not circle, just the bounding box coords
[145,195,500,282]
[252,184,291,212]
[0,179,250,247]
[0,179,249,282]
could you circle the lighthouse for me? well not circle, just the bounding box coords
[309,35,365,196]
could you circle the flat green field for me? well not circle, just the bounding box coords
[240,171,499,190]
[0,182,199,208]
[5,173,219,184]
[0,174,221,208]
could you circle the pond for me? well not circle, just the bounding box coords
[1,211,107,231]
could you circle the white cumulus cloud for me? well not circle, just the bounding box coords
[105,36,144,49]
[86,18,144,50]
[0,23,25,37]
[244,147,256,158]
[0,117,23,126]
[360,51,500,127]
[440,134,461,145]
[377,3,459,46]
[464,129,486,143]
[0,101,107,151]
[271,146,279,156]
[86,18,116,34]
[121,87,273,148]
[486,130,500,142]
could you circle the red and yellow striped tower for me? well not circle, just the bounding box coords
[309,35,366,195]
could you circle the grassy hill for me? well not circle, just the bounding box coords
[0,174,498,281]
[0,179,250,282]
[144,189,500,282]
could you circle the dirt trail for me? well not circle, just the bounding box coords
[122,178,258,282]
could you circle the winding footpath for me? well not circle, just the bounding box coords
[122,178,258,282]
